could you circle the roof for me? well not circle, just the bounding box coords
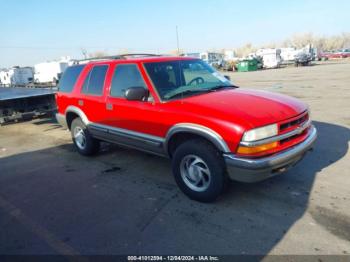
[73,54,198,65]
[115,55,197,63]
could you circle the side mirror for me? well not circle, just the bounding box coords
[224,75,231,81]
[124,87,149,101]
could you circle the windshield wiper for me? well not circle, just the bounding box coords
[207,84,239,91]
[166,89,208,100]
[165,85,239,100]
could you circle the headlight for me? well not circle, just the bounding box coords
[242,124,278,142]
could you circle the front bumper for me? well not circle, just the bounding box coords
[224,125,317,183]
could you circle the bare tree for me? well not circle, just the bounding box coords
[234,32,350,56]
[88,51,109,58]
[235,43,256,57]
[169,49,184,55]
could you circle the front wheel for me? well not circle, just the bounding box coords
[172,139,228,202]
[71,118,100,156]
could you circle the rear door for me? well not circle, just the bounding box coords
[56,64,86,115]
[77,64,110,123]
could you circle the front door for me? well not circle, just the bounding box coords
[103,63,165,154]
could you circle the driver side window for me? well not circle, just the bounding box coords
[147,63,179,98]
[110,64,147,98]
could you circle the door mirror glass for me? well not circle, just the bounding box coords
[124,86,149,101]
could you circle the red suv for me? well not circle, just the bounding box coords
[56,54,317,202]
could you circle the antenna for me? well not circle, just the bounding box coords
[176,26,180,55]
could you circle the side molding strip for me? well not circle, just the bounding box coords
[63,108,230,155]
[89,122,165,146]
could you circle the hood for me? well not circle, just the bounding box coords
[177,88,307,129]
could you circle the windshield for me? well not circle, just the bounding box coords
[144,59,235,101]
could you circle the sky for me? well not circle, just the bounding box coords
[1,0,350,67]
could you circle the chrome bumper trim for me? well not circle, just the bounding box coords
[224,125,317,182]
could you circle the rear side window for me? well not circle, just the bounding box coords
[58,65,85,93]
[110,64,147,98]
[82,65,108,96]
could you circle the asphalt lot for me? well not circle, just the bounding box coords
[0,60,349,256]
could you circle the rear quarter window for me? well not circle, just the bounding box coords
[58,65,85,93]
[82,65,108,96]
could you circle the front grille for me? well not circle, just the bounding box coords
[280,112,309,132]
[280,129,308,145]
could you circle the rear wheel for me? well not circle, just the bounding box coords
[71,118,100,156]
[172,139,228,202]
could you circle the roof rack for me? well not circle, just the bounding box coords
[119,53,161,58]
[72,53,162,65]
[72,55,122,65]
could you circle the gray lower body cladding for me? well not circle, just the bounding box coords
[56,113,317,183]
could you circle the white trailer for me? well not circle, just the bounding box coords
[224,50,237,61]
[256,49,282,69]
[200,52,224,66]
[280,45,314,63]
[183,52,224,66]
[182,52,201,58]
[0,67,34,86]
[280,48,300,62]
[34,61,69,85]
[0,71,9,86]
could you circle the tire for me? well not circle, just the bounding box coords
[172,139,228,202]
[71,118,100,156]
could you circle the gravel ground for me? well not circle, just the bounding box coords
[0,60,349,256]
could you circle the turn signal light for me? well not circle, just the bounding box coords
[237,142,278,154]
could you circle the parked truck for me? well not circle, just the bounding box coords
[0,67,34,87]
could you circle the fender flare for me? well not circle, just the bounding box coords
[65,106,90,126]
[164,123,230,154]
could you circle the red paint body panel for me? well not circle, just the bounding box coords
[56,56,309,154]
[321,51,350,59]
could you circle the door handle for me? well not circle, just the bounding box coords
[106,103,113,110]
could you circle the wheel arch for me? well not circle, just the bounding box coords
[164,123,230,157]
[65,106,89,130]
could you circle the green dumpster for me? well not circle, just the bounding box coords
[237,59,258,72]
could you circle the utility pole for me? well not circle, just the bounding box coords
[176,26,180,55]
[81,48,88,59]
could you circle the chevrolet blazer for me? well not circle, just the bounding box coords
[55,54,317,202]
